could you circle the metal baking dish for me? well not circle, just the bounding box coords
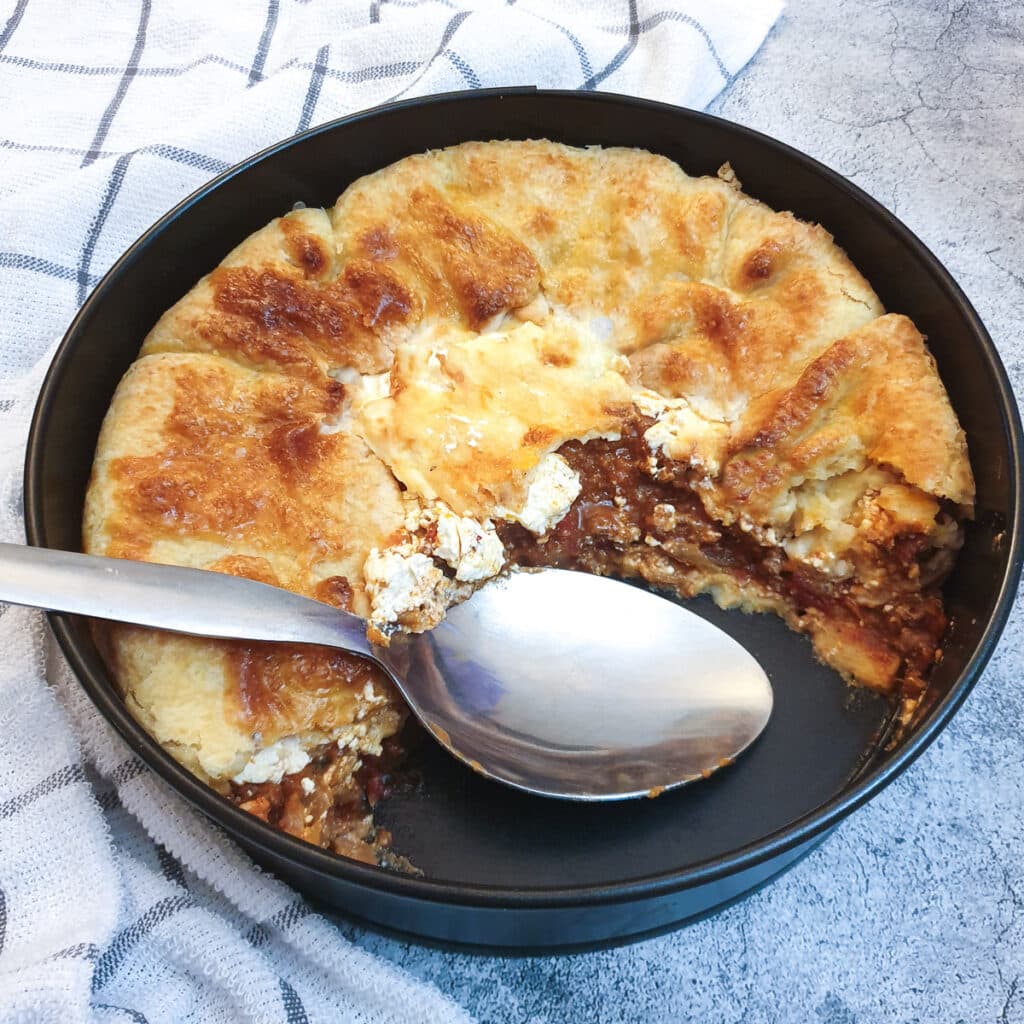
[25,88,1023,950]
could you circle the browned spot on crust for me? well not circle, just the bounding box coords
[458,280,502,327]
[664,351,699,390]
[103,365,358,562]
[740,238,784,284]
[227,640,386,733]
[123,464,267,536]
[745,338,857,452]
[540,347,573,367]
[529,208,556,235]
[207,554,281,586]
[324,378,346,415]
[694,288,744,351]
[194,312,320,376]
[315,575,354,611]
[522,425,556,447]
[667,193,728,276]
[720,340,859,503]
[212,267,348,342]
[774,270,826,330]
[281,217,329,277]
[340,259,413,329]
[359,225,399,261]
[633,343,700,394]
[209,262,415,374]
[414,188,540,329]
[266,420,323,476]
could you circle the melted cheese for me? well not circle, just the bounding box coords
[353,316,630,520]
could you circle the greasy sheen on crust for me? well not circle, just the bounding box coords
[85,140,974,804]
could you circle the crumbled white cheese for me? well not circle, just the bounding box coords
[633,390,672,420]
[652,503,678,531]
[783,530,855,577]
[363,547,446,624]
[300,777,316,795]
[432,506,506,581]
[635,390,728,474]
[404,501,506,583]
[502,453,581,535]
[232,736,311,785]
[361,680,385,703]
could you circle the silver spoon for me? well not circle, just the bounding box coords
[0,543,772,800]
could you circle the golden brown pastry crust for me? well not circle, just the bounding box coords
[84,350,406,781]
[85,140,974,806]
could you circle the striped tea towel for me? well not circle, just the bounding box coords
[0,1,783,1020]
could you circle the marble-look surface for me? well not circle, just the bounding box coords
[348,2,1024,1021]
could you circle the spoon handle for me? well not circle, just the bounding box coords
[0,543,373,657]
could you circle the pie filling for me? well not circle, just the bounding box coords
[228,732,417,869]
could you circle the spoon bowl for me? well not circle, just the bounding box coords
[0,542,772,799]
[396,570,773,799]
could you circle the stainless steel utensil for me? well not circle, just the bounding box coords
[0,543,773,799]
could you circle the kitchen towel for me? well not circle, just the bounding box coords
[0,1,783,1020]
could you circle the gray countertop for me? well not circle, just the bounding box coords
[349,2,1024,1020]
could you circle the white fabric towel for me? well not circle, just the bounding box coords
[0,1,783,1020]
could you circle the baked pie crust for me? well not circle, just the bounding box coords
[84,141,974,861]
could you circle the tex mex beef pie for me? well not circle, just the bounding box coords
[84,140,975,866]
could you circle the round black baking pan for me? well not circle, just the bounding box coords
[25,88,1023,949]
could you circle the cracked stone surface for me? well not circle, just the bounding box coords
[346,3,1024,1020]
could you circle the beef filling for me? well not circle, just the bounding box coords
[229,731,419,868]
[498,419,947,704]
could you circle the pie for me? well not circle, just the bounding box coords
[84,140,974,863]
